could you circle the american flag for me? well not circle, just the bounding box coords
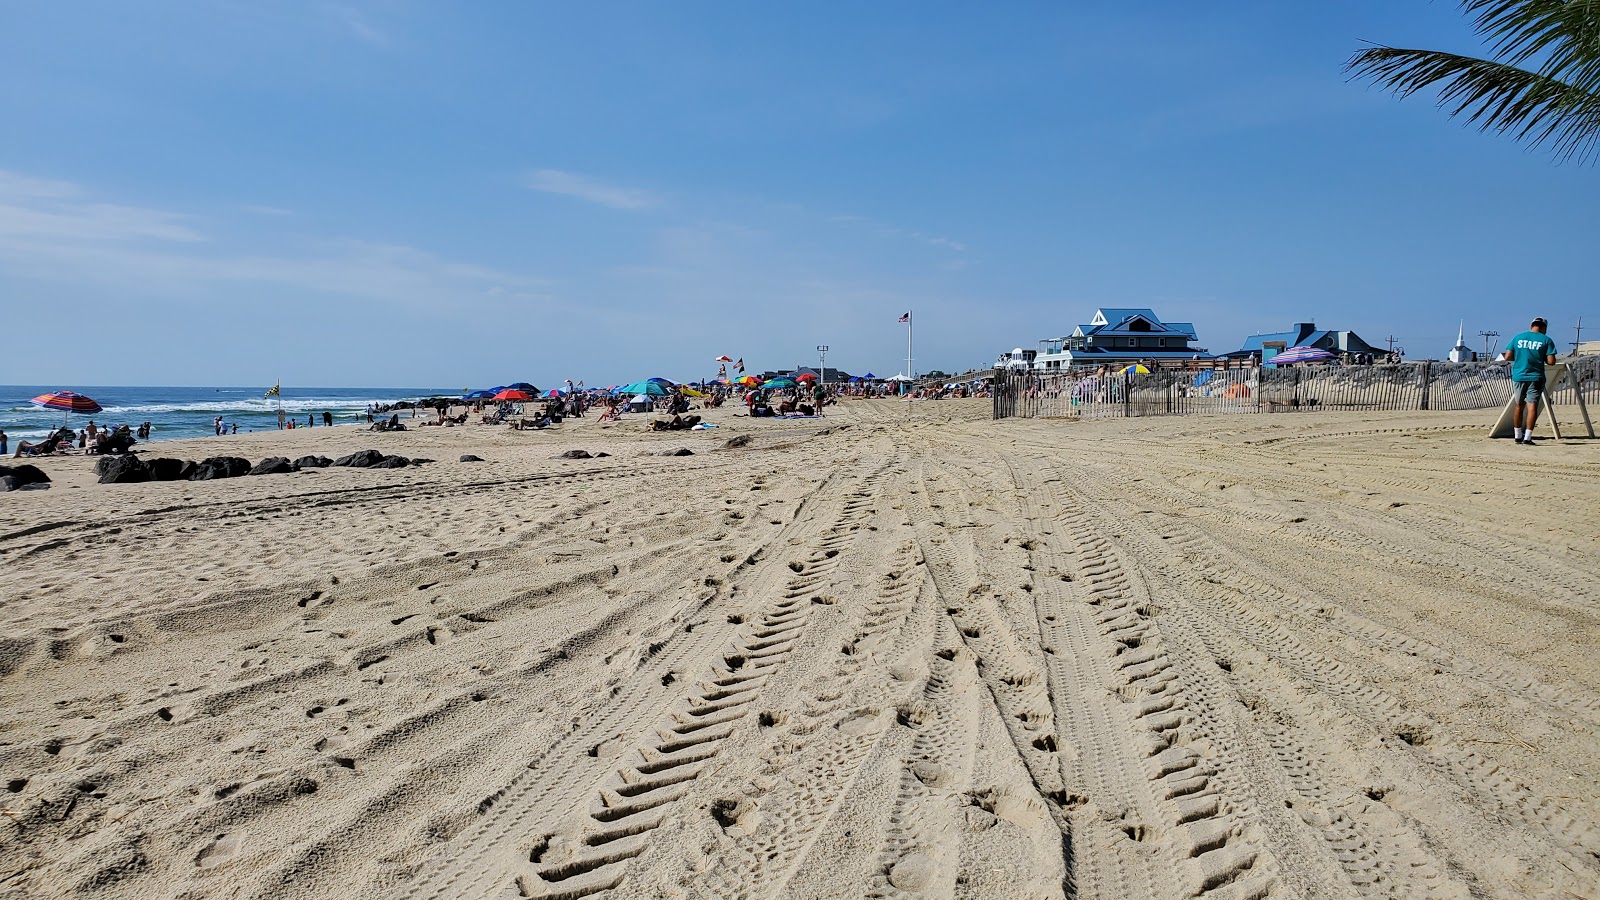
[898,312,910,323]
[734,358,744,372]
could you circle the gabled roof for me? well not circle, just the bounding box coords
[1080,308,1199,341]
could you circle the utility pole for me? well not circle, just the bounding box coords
[817,345,828,384]
[1478,330,1500,357]
[1574,317,1585,355]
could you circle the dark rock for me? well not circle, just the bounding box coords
[0,475,21,492]
[411,458,433,465]
[659,447,694,457]
[189,457,252,480]
[722,435,752,449]
[146,458,192,481]
[558,450,593,459]
[248,457,294,476]
[97,455,151,484]
[333,449,385,468]
[294,456,332,469]
[459,454,484,463]
[369,455,410,469]
[0,464,50,486]
[594,452,610,458]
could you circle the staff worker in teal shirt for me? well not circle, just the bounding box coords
[1500,317,1559,445]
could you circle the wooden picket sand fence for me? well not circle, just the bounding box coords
[993,357,1600,429]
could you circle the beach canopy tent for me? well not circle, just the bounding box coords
[616,380,669,396]
[862,373,877,379]
[1193,370,1214,387]
[32,390,103,425]
[493,389,534,401]
[1270,346,1338,365]
[885,374,912,382]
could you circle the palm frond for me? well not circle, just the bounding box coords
[1347,46,1600,161]
[1462,0,1600,88]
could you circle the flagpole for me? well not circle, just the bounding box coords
[906,311,913,395]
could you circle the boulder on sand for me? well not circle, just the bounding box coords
[97,455,151,484]
[189,457,252,480]
[369,455,411,469]
[248,457,294,476]
[0,475,21,492]
[294,455,332,469]
[146,458,193,481]
[333,450,385,468]
[459,454,484,463]
[557,450,593,459]
[0,464,51,486]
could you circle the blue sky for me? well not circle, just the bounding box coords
[2,1,1594,387]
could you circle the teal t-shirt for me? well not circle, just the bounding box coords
[1508,330,1557,382]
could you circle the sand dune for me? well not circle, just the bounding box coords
[2,402,1596,899]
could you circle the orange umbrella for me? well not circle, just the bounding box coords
[493,389,534,401]
[795,372,817,382]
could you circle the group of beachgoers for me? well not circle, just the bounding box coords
[9,419,144,458]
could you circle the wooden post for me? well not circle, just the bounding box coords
[1568,365,1595,438]
[1420,360,1431,410]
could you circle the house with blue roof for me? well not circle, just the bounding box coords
[1226,322,1384,365]
[999,308,1210,371]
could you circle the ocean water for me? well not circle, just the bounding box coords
[1,385,454,442]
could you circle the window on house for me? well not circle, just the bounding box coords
[1159,338,1167,348]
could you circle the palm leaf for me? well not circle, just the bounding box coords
[1347,1,1600,162]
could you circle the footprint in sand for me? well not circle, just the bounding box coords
[196,832,243,868]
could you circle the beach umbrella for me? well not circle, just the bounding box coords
[714,355,733,362]
[646,377,675,386]
[504,382,539,393]
[545,389,566,398]
[862,372,877,379]
[1119,364,1151,375]
[795,372,817,382]
[493,389,534,401]
[681,387,707,398]
[1269,346,1338,365]
[31,390,103,426]
[763,377,798,389]
[734,375,760,386]
[617,380,669,396]
[462,389,497,400]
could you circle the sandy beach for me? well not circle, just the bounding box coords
[2,401,1597,900]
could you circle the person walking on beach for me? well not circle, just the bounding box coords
[0,428,7,455]
[1501,317,1559,445]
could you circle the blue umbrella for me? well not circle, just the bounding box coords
[504,382,538,392]
[617,380,669,396]
[462,389,497,400]
[862,372,877,379]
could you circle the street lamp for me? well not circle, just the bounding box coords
[817,345,829,383]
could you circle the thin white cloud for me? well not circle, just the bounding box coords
[332,5,392,46]
[0,170,79,199]
[524,169,660,210]
[0,169,551,310]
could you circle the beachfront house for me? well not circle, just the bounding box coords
[1227,321,1384,365]
[793,366,852,384]
[998,308,1209,371]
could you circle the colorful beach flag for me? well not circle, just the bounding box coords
[898,312,910,323]
[264,382,281,398]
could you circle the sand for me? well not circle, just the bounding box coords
[1,401,1597,900]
